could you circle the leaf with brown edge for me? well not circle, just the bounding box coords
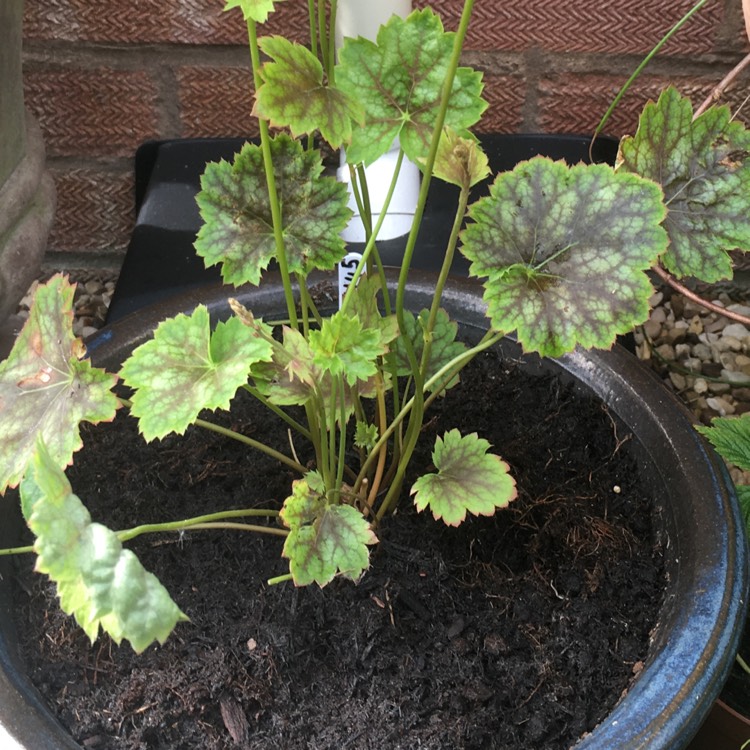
[411,430,517,526]
[280,477,377,586]
[0,275,118,493]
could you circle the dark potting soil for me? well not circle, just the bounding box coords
[12,351,665,750]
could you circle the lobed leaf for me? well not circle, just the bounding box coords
[195,135,352,286]
[411,429,517,526]
[394,308,467,390]
[737,485,750,538]
[280,477,377,586]
[336,9,486,166]
[251,326,380,418]
[354,422,379,451]
[460,157,668,357]
[696,413,750,472]
[255,36,364,148]
[21,440,188,653]
[309,311,390,386]
[223,0,282,23]
[0,276,118,493]
[430,128,490,189]
[617,87,750,282]
[345,274,400,344]
[120,305,273,441]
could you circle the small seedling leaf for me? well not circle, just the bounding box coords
[617,87,750,282]
[355,421,379,451]
[394,308,467,390]
[411,429,517,526]
[0,276,118,493]
[255,37,363,148]
[120,306,273,441]
[223,0,281,23]
[21,440,188,653]
[336,9,486,165]
[431,128,490,189]
[309,312,389,386]
[195,135,352,286]
[280,478,377,586]
[460,158,667,356]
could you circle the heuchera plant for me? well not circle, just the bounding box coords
[2,0,750,653]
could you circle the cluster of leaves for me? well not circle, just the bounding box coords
[1,0,750,653]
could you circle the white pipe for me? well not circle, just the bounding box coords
[335,0,419,245]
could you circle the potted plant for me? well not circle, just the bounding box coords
[0,0,749,747]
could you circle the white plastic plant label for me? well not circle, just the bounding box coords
[338,252,363,307]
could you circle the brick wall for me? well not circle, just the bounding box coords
[22,0,750,268]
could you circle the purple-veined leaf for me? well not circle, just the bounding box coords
[617,87,750,282]
[195,135,352,286]
[460,158,668,357]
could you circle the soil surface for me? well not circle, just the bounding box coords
[12,351,665,750]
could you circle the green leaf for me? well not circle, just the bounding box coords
[0,276,118,493]
[617,87,750,282]
[21,440,188,652]
[336,9,486,166]
[430,128,490,189]
[736,485,750,539]
[309,311,388,386]
[280,477,377,586]
[195,135,352,286]
[355,421,379,451]
[411,429,517,526]
[346,274,400,344]
[460,158,668,357]
[223,0,281,23]
[394,308,467,390]
[255,37,364,148]
[120,305,273,441]
[696,413,750,472]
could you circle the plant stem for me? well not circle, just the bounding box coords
[354,328,503,508]
[694,51,750,118]
[420,184,470,381]
[268,573,294,585]
[653,265,750,327]
[386,0,477,516]
[242,385,313,441]
[339,149,406,315]
[118,508,285,543]
[591,0,710,150]
[366,375,389,508]
[247,19,299,329]
[178,522,288,536]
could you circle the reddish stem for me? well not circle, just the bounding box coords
[653,264,750,327]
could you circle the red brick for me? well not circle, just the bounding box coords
[24,0,309,45]
[47,168,134,254]
[23,67,160,158]
[537,74,728,137]
[177,66,259,138]
[475,74,526,134]
[420,0,725,56]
